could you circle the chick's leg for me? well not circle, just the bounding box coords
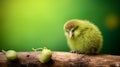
[70,50,83,54]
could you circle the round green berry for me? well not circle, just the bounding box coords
[6,50,18,60]
[39,48,52,63]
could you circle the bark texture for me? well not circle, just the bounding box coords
[0,52,120,67]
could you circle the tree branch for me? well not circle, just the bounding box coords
[0,52,120,67]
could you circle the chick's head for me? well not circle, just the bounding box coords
[64,19,87,39]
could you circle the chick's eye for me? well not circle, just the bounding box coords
[75,26,79,30]
[72,26,78,32]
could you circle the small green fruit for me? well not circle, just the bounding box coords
[6,50,18,60]
[39,48,52,63]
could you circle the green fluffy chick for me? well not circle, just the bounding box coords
[64,19,103,54]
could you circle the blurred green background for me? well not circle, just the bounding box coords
[0,0,120,55]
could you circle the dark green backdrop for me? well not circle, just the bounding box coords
[0,0,120,55]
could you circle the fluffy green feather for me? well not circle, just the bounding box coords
[64,19,103,54]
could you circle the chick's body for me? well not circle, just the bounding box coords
[64,19,103,54]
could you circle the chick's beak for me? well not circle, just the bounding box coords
[69,31,74,38]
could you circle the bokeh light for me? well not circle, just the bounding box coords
[105,14,119,30]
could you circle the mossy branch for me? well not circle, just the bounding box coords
[0,52,120,67]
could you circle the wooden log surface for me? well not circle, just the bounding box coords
[0,52,120,67]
